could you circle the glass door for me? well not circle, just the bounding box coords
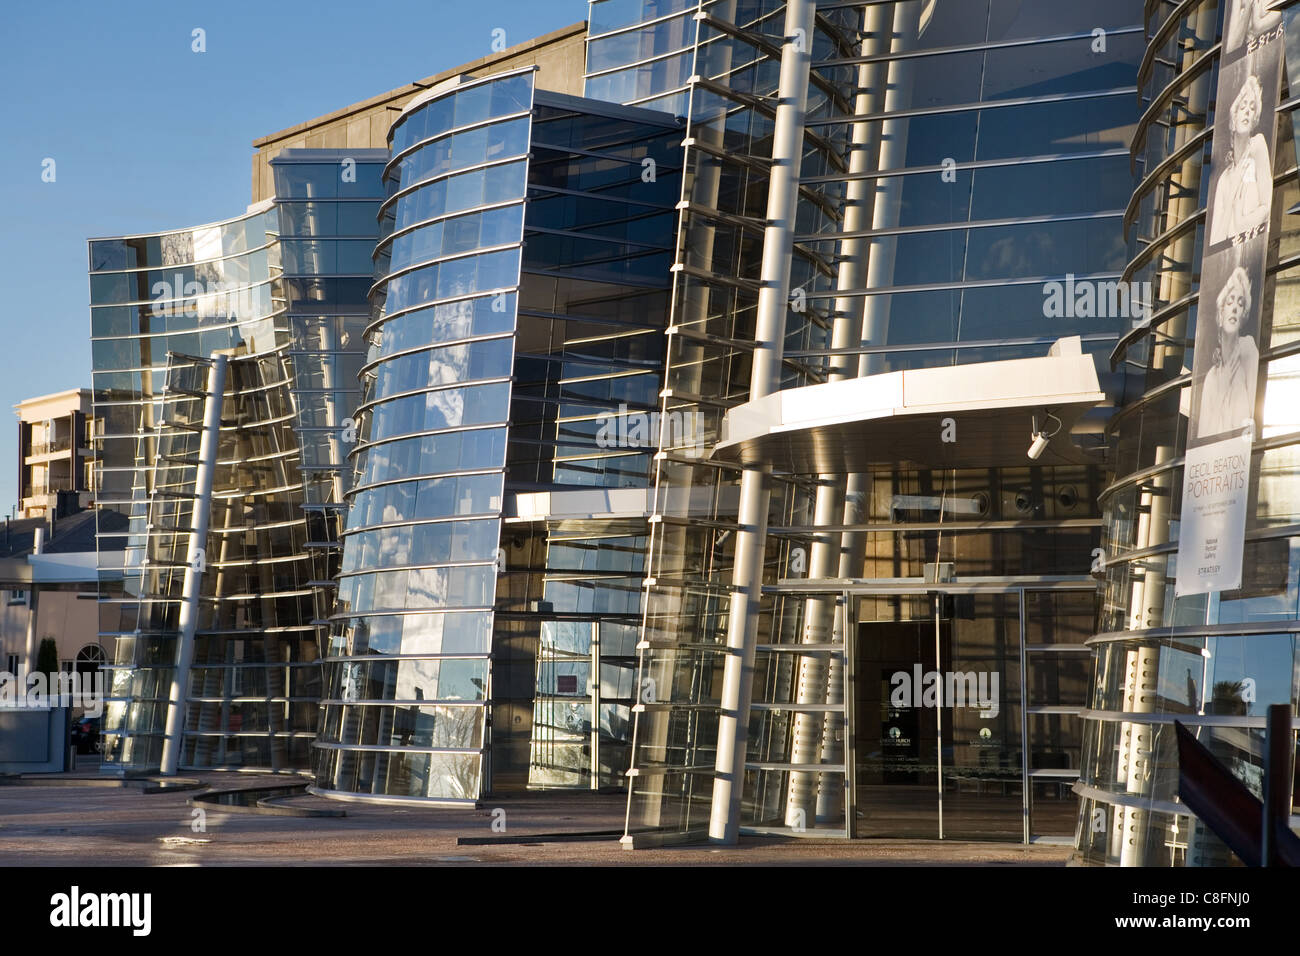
[853,595,943,838]
[941,593,1023,841]
[852,590,1027,841]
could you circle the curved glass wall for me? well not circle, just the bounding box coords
[90,204,323,771]
[585,0,700,115]
[312,70,534,802]
[272,149,387,644]
[1073,0,1300,866]
[312,71,685,800]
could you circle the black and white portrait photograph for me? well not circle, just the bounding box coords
[1226,0,1283,54]
[1209,68,1274,244]
[1193,260,1261,440]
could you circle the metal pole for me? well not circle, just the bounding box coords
[842,590,857,838]
[160,354,227,776]
[708,0,814,844]
[591,621,600,790]
[22,527,45,677]
[812,1,895,828]
[22,582,40,681]
[1019,588,1030,844]
[934,591,944,840]
[1262,703,1294,867]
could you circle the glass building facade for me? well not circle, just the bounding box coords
[89,159,384,773]
[88,204,325,770]
[585,0,700,115]
[311,70,684,802]
[511,91,680,790]
[314,71,533,802]
[1073,0,1300,866]
[272,149,388,644]
[79,0,1300,863]
[611,0,1148,844]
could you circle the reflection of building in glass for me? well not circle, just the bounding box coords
[271,150,388,644]
[312,70,683,801]
[1073,0,1300,867]
[584,0,699,116]
[89,204,328,770]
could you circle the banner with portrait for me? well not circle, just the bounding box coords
[1176,0,1284,596]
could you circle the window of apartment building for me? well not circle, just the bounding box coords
[75,644,106,677]
[8,589,27,605]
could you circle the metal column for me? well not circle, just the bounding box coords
[709,0,814,843]
[160,354,227,776]
[591,621,601,790]
[1019,588,1030,844]
[22,527,44,677]
[934,592,944,839]
[800,2,898,828]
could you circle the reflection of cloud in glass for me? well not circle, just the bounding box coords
[399,613,446,655]
[406,566,449,608]
[426,387,465,429]
[377,526,410,566]
[429,344,470,385]
[432,300,474,340]
[396,659,439,700]
[1261,353,1300,438]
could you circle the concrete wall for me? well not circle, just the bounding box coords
[0,707,69,773]
[250,21,588,202]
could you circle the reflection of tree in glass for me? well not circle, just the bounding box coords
[1209,680,1248,716]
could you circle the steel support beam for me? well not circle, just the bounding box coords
[160,353,227,776]
[709,0,814,844]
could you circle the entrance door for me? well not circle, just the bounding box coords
[852,592,1025,840]
[854,615,945,838]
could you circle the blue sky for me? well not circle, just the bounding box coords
[0,0,583,516]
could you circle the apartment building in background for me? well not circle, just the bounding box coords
[15,389,94,520]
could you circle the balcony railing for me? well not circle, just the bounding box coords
[29,436,73,456]
[25,481,77,497]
